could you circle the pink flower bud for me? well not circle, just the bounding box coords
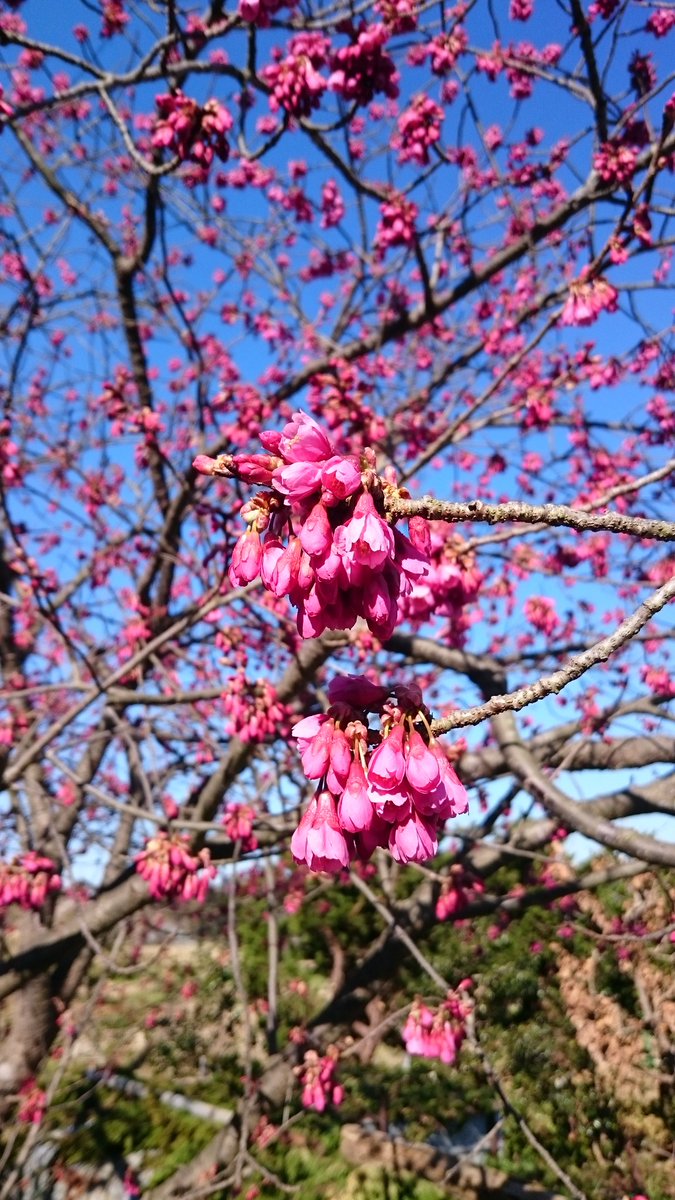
[338,760,374,833]
[389,810,438,864]
[368,723,406,789]
[321,454,362,503]
[408,515,431,556]
[192,454,218,475]
[300,502,333,558]
[228,453,280,483]
[405,729,440,793]
[229,529,262,586]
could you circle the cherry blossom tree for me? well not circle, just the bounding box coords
[0,0,674,1193]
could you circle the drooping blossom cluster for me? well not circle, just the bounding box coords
[435,868,485,921]
[647,9,675,38]
[375,192,419,252]
[399,528,483,646]
[320,179,346,228]
[402,987,472,1064]
[223,802,259,853]
[135,832,216,902]
[262,34,329,119]
[593,139,638,187]
[560,273,618,327]
[17,1079,48,1125]
[101,0,129,38]
[328,23,400,105]
[222,672,290,742]
[152,90,232,168]
[374,0,418,35]
[290,674,469,873]
[509,0,533,19]
[193,412,431,641]
[425,27,469,76]
[296,1045,344,1112]
[588,0,620,19]
[238,0,296,27]
[394,94,444,166]
[0,852,61,911]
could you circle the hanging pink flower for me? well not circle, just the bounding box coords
[193,410,433,642]
[289,675,469,872]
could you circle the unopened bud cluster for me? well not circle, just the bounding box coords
[193,411,431,641]
[135,832,216,902]
[290,674,468,872]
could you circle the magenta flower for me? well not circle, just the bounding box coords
[229,529,262,586]
[278,411,334,463]
[300,501,334,558]
[272,459,324,499]
[334,491,395,571]
[405,729,441,793]
[291,790,351,873]
[367,722,406,789]
[290,674,469,871]
[321,454,362,502]
[389,809,438,864]
[337,760,375,833]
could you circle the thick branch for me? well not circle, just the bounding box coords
[386,495,675,543]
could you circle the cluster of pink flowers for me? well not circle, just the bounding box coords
[425,27,468,76]
[509,0,533,19]
[593,139,638,187]
[17,1079,48,1125]
[101,0,129,38]
[399,528,483,644]
[402,987,472,1064]
[394,94,444,166]
[152,90,232,168]
[223,802,259,853]
[375,191,419,251]
[588,0,620,20]
[262,34,329,119]
[436,869,484,921]
[647,9,675,38]
[504,41,562,99]
[222,672,290,742]
[194,411,431,641]
[328,23,400,105]
[238,0,295,26]
[524,594,560,636]
[320,179,346,228]
[374,0,418,34]
[290,674,469,873]
[296,1046,344,1111]
[0,852,61,911]
[135,832,216,902]
[560,273,618,327]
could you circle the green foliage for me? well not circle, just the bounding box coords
[594,947,640,1016]
[21,862,672,1200]
[53,1079,216,1186]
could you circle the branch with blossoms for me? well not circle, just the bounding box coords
[193,409,675,869]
